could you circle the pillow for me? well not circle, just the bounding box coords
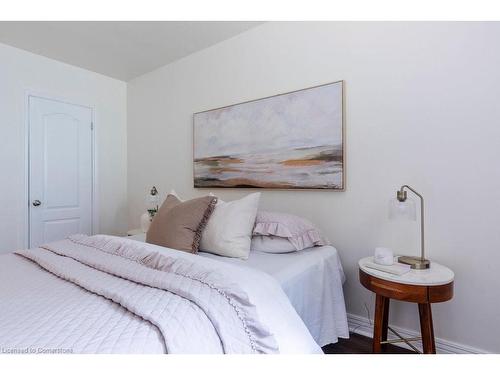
[146,194,217,253]
[250,235,296,254]
[200,192,261,259]
[253,211,330,251]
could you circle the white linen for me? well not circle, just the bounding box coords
[200,192,260,259]
[203,246,349,347]
[0,235,321,354]
[131,233,349,346]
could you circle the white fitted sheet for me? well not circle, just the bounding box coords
[129,233,349,346]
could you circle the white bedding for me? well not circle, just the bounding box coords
[130,233,349,346]
[0,235,321,354]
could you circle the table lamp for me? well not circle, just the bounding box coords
[389,185,430,270]
[146,186,160,217]
[140,186,160,233]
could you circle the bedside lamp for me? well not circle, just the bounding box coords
[146,186,160,217]
[389,185,430,270]
[140,186,160,233]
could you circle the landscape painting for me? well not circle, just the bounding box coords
[193,81,344,190]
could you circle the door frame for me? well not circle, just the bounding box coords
[24,90,99,248]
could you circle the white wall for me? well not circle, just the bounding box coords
[127,22,500,353]
[0,43,127,252]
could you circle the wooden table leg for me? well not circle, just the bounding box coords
[373,294,390,353]
[381,297,390,351]
[418,303,436,354]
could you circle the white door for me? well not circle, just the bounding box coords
[29,96,93,248]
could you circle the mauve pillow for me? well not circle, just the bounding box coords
[252,211,330,251]
[250,235,297,254]
[146,194,217,253]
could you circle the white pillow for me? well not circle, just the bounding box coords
[251,236,296,254]
[200,193,261,259]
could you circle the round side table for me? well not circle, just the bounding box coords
[358,257,454,354]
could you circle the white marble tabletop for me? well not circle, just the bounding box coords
[359,256,454,286]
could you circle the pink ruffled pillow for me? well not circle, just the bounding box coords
[252,211,330,251]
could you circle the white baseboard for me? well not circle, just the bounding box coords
[347,313,489,354]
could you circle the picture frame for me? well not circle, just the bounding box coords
[193,80,344,190]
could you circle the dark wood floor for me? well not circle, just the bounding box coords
[322,333,414,354]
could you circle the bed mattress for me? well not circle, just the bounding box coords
[129,234,349,346]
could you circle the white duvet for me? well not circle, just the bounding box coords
[0,235,320,354]
[129,233,349,346]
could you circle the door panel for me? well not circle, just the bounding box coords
[44,114,80,209]
[29,96,93,248]
[43,218,81,243]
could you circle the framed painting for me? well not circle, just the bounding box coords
[193,80,344,190]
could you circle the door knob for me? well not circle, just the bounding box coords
[32,200,41,207]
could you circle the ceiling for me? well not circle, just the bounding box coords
[0,21,263,81]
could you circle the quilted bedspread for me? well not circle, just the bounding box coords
[0,235,320,354]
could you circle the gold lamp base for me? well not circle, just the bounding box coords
[398,256,430,270]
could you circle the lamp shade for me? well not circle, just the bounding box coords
[145,186,160,210]
[388,198,416,220]
[146,193,159,208]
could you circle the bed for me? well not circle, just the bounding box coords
[0,235,322,354]
[130,233,349,347]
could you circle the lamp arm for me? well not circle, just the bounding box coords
[400,185,423,200]
[399,185,425,261]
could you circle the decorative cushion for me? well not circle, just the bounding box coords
[252,211,330,251]
[250,235,297,254]
[200,193,261,259]
[146,194,217,253]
